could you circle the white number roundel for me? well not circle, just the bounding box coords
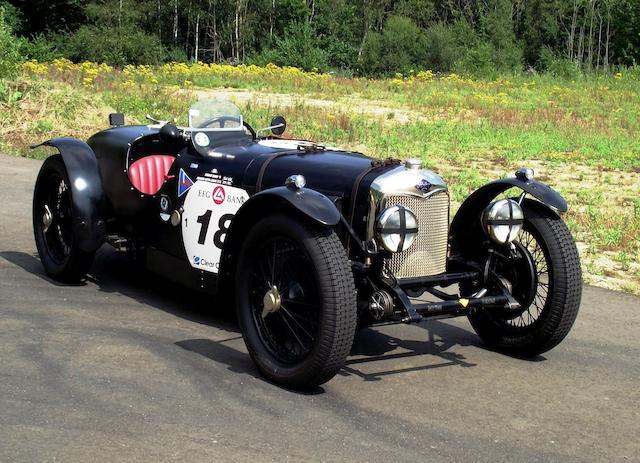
[194,132,210,147]
[181,180,249,273]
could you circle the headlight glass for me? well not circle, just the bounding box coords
[376,205,418,253]
[482,199,524,244]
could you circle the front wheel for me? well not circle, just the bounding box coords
[468,200,582,357]
[235,214,356,389]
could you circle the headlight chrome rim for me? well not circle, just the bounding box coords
[376,205,419,253]
[482,199,524,245]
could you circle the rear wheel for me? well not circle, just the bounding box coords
[33,156,95,282]
[468,200,581,356]
[236,214,356,388]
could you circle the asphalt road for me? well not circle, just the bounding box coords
[1,154,638,462]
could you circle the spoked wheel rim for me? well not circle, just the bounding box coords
[492,226,551,331]
[38,173,73,265]
[247,236,321,364]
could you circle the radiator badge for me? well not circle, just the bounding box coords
[415,178,432,194]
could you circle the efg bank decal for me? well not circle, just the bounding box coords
[196,185,246,206]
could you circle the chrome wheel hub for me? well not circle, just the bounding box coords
[262,285,282,318]
[42,204,53,233]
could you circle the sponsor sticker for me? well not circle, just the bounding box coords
[196,172,233,186]
[178,169,194,197]
[159,195,171,212]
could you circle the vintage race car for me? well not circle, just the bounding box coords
[32,99,581,388]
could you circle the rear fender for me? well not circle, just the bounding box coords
[33,138,106,251]
[450,177,567,256]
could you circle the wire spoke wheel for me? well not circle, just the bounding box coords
[468,199,582,357]
[236,213,356,389]
[248,237,321,364]
[496,229,550,330]
[40,174,74,265]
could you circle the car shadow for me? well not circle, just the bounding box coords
[1,248,541,388]
[0,250,89,287]
[0,247,237,329]
[90,246,240,329]
[174,337,326,395]
[341,321,479,381]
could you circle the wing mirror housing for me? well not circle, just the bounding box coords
[270,115,286,136]
[109,113,125,127]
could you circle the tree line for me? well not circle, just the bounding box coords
[2,0,639,76]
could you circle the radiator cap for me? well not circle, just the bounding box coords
[405,158,422,170]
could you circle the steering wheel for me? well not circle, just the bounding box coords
[197,116,257,138]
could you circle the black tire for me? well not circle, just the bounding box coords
[33,155,95,282]
[236,214,356,388]
[468,200,581,357]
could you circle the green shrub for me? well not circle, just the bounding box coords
[249,48,281,67]
[64,25,165,66]
[455,43,522,77]
[481,0,523,73]
[455,41,497,77]
[0,6,21,79]
[539,47,582,79]
[360,16,428,76]
[0,1,22,32]
[452,1,523,76]
[423,22,458,72]
[312,0,359,70]
[358,32,385,75]
[164,46,188,63]
[323,39,358,71]
[250,22,329,72]
[19,33,62,61]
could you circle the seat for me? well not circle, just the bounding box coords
[128,155,175,195]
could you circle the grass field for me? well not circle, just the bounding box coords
[2,60,639,293]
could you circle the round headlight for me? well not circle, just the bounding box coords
[376,205,418,253]
[482,199,524,244]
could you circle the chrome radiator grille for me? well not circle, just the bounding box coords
[383,191,449,278]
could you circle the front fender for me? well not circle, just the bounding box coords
[33,138,106,252]
[450,177,567,255]
[217,186,340,294]
[250,186,341,226]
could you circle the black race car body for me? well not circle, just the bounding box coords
[84,124,391,290]
[32,100,581,388]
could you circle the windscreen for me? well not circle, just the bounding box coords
[188,99,243,130]
[188,99,245,155]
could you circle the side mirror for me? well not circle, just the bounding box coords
[270,115,286,136]
[159,123,180,143]
[109,113,125,126]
